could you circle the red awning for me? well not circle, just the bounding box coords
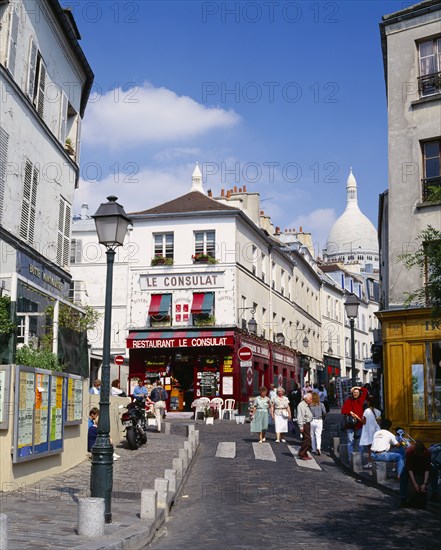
[148,294,171,315]
[191,293,214,314]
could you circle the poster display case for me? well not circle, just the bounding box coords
[65,375,83,425]
[0,366,12,430]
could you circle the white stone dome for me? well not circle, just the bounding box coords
[325,169,378,261]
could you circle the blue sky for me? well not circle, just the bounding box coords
[66,0,405,252]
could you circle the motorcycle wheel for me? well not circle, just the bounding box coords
[126,426,139,450]
[138,425,147,445]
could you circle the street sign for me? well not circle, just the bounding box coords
[240,360,252,368]
[238,346,253,362]
[114,355,124,365]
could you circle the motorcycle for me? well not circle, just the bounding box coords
[121,396,148,449]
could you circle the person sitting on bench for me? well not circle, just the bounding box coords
[371,418,405,478]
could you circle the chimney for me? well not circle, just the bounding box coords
[260,210,264,215]
[299,226,303,232]
[275,226,280,234]
[221,189,225,197]
[207,189,212,197]
[81,203,89,220]
[226,190,231,199]
[243,185,247,192]
[239,187,242,193]
[234,186,237,193]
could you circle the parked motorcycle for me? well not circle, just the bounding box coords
[121,396,148,449]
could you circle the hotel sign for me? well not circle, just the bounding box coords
[140,272,224,291]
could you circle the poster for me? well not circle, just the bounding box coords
[66,376,83,424]
[411,364,425,421]
[33,372,50,453]
[17,371,34,456]
[222,376,233,395]
[50,375,64,449]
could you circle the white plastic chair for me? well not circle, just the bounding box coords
[192,397,210,421]
[210,397,224,420]
[223,398,236,420]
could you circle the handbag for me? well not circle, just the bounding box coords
[281,409,289,419]
[343,415,357,430]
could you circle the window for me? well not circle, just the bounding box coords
[191,292,214,326]
[418,38,441,96]
[0,127,8,224]
[69,280,86,305]
[261,253,266,282]
[422,139,441,201]
[19,159,38,245]
[252,245,257,275]
[148,294,172,327]
[154,233,174,259]
[70,239,83,264]
[57,198,71,268]
[194,230,215,257]
[27,38,46,119]
[5,5,19,78]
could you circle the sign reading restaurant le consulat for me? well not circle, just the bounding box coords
[128,335,234,349]
[140,272,224,290]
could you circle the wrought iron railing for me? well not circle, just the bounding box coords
[422,176,441,201]
[418,71,441,97]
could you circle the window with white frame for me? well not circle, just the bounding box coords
[418,37,441,97]
[57,197,71,268]
[194,230,215,257]
[0,127,8,225]
[5,4,19,78]
[422,139,441,201]
[252,245,257,275]
[19,159,38,245]
[261,253,266,282]
[70,239,83,264]
[27,37,46,119]
[154,232,174,259]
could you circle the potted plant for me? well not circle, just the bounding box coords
[194,314,215,327]
[150,315,171,327]
[192,253,218,264]
[151,255,173,266]
[64,137,75,157]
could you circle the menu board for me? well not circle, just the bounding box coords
[0,367,11,429]
[13,366,66,463]
[65,376,83,424]
[223,356,233,374]
[222,376,233,395]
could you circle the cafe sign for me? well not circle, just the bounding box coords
[140,272,224,291]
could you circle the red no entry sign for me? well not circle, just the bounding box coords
[238,346,253,361]
[114,355,124,365]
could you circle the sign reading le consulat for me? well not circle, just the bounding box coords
[141,272,224,290]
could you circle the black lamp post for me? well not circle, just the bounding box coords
[345,293,360,388]
[90,196,132,523]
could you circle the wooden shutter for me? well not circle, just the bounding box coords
[6,6,19,77]
[59,91,68,143]
[57,198,72,267]
[20,159,38,243]
[35,60,46,119]
[0,128,8,224]
[27,38,37,100]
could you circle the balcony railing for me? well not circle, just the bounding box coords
[418,71,441,97]
[422,176,441,201]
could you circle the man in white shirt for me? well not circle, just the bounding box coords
[89,379,101,395]
[371,418,405,477]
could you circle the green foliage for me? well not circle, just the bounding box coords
[0,296,14,335]
[192,253,218,264]
[45,303,100,333]
[427,185,441,203]
[16,345,64,371]
[397,225,441,314]
[151,255,174,266]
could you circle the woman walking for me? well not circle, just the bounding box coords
[310,391,326,455]
[250,386,271,443]
[271,386,291,443]
[357,395,381,468]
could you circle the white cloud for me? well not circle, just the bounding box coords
[290,208,337,256]
[153,147,201,162]
[82,83,240,149]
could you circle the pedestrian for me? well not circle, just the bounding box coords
[400,441,439,508]
[370,419,405,478]
[133,379,148,398]
[341,385,368,460]
[270,386,291,443]
[319,384,329,413]
[310,391,326,455]
[250,386,271,443]
[297,393,313,460]
[150,380,168,432]
[89,379,101,395]
[302,381,312,396]
[269,384,276,401]
[288,382,302,419]
[88,407,99,428]
[111,379,127,397]
[357,395,381,468]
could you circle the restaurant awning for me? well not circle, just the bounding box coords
[148,294,171,316]
[191,293,214,314]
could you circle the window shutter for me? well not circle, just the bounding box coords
[63,203,71,267]
[20,160,37,244]
[6,7,19,77]
[57,198,72,267]
[59,91,67,143]
[35,61,46,119]
[29,165,38,244]
[0,128,8,224]
[57,199,64,266]
[27,38,37,100]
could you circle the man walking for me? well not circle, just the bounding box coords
[297,392,313,460]
[150,380,168,432]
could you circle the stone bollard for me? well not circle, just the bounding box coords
[164,469,177,493]
[77,497,105,537]
[164,422,171,435]
[194,430,200,446]
[187,424,195,436]
[339,443,349,464]
[140,489,157,521]
[373,461,387,484]
[0,514,8,550]
[352,451,363,473]
[189,433,197,454]
[179,448,189,470]
[172,457,184,480]
[184,440,193,460]
[333,437,340,456]
[154,478,169,509]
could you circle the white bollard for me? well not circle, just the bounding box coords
[194,430,200,446]
[187,424,195,436]
[373,461,387,483]
[352,451,363,473]
[189,433,197,454]
[184,440,193,460]
[140,489,157,520]
[77,497,105,537]
[164,422,171,435]
[339,443,349,463]
[154,478,169,509]
[179,448,189,470]
[164,469,177,493]
[0,514,8,550]
[172,457,184,480]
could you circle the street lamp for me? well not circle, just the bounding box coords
[90,196,132,523]
[345,293,360,387]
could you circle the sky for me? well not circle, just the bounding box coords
[65,0,407,253]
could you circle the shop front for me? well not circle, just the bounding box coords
[377,308,441,445]
[323,355,341,385]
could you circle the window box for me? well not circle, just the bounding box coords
[192,253,218,264]
[150,316,171,327]
[194,315,215,327]
[151,256,173,266]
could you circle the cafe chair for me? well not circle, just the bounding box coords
[223,398,236,420]
[192,397,210,421]
[210,397,224,420]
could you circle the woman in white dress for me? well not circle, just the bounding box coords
[271,387,291,443]
[355,395,381,468]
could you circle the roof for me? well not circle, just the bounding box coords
[130,191,240,216]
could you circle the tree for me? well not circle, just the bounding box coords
[398,225,441,314]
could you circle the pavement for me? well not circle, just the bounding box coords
[0,410,440,549]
